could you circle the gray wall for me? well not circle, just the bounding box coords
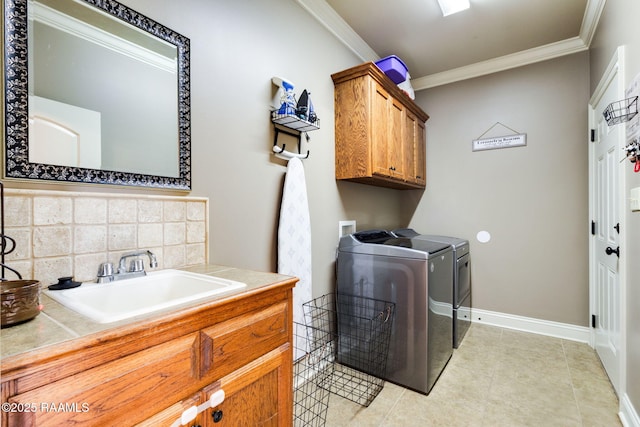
[405,52,590,326]
[589,0,640,416]
[122,0,405,298]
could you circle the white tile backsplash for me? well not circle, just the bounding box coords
[163,201,186,222]
[74,198,107,224]
[138,200,163,223]
[2,189,208,285]
[33,197,72,225]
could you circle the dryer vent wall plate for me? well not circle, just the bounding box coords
[476,231,491,243]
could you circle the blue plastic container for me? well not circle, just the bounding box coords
[374,55,408,84]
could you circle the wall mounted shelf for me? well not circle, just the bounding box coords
[270,111,319,160]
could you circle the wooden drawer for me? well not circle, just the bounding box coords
[199,301,289,383]
[7,333,199,427]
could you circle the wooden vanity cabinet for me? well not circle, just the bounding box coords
[1,281,294,427]
[332,62,429,189]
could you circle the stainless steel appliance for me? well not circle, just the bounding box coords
[393,229,471,348]
[336,229,453,394]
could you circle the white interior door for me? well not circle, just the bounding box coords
[589,49,624,394]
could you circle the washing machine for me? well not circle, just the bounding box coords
[393,229,471,348]
[336,229,453,394]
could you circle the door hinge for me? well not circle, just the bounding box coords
[590,129,596,142]
[591,314,596,328]
[591,220,596,235]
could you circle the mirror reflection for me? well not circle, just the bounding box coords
[4,0,191,189]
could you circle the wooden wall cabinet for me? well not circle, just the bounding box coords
[332,62,429,189]
[1,282,294,427]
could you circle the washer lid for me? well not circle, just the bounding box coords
[338,230,448,258]
[391,228,419,238]
[417,234,469,249]
[384,237,450,254]
[352,229,395,243]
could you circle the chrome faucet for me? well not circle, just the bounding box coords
[96,250,158,283]
[118,250,158,274]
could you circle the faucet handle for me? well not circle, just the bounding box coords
[129,259,145,273]
[97,262,114,283]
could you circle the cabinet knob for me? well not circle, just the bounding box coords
[212,409,224,423]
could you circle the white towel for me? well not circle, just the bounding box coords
[277,157,312,331]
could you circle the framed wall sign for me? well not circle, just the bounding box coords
[472,133,527,151]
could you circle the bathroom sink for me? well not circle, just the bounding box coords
[44,269,246,323]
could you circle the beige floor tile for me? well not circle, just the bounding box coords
[321,324,621,427]
[489,372,581,419]
[495,346,572,387]
[580,403,623,427]
[385,387,485,427]
[448,336,502,376]
[482,400,582,427]
[499,328,565,357]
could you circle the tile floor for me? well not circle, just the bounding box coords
[323,323,621,426]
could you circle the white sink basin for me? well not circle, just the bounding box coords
[45,269,246,324]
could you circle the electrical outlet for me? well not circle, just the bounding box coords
[338,220,356,238]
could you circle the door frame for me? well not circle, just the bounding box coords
[588,45,627,394]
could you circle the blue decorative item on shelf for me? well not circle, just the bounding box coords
[272,76,297,115]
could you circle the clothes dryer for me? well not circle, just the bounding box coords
[393,229,471,348]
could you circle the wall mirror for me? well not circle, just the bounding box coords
[3,0,191,189]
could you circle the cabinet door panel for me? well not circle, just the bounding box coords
[404,110,417,183]
[415,120,426,186]
[202,346,291,427]
[389,98,405,179]
[8,333,199,427]
[199,302,288,383]
[371,82,391,177]
[334,77,371,179]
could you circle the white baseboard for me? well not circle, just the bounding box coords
[471,308,591,343]
[620,393,640,427]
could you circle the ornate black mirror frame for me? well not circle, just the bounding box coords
[3,0,191,190]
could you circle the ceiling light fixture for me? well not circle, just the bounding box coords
[436,0,470,16]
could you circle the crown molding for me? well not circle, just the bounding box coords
[412,37,588,90]
[579,0,606,47]
[32,1,176,73]
[301,0,605,90]
[294,0,378,62]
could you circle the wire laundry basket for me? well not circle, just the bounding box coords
[303,293,395,407]
[603,96,638,126]
[293,322,334,426]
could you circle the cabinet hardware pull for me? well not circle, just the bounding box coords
[171,389,225,427]
[212,410,224,423]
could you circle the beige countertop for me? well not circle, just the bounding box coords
[0,264,296,360]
